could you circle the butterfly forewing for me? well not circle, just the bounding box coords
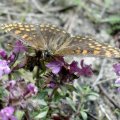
[57,35,120,58]
[1,23,46,50]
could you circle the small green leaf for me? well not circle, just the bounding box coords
[87,95,98,101]
[101,15,120,24]
[80,111,88,120]
[58,87,67,96]
[15,110,24,120]
[104,0,112,8]
[39,99,47,106]
[87,92,99,101]
[38,91,48,99]
[73,81,82,93]
[54,90,63,102]
[35,107,48,119]
[66,97,76,111]
[35,111,48,119]
[65,83,75,91]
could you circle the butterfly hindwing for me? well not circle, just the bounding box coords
[56,35,120,58]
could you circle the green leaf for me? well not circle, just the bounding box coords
[15,110,24,120]
[73,81,82,93]
[35,107,49,119]
[87,95,98,101]
[58,87,67,96]
[39,99,47,106]
[114,108,120,116]
[54,90,63,102]
[87,92,99,101]
[65,83,75,91]
[73,0,82,5]
[35,111,48,119]
[80,111,88,120]
[104,0,112,8]
[101,15,120,24]
[66,97,76,112]
[38,90,48,99]
[84,86,91,94]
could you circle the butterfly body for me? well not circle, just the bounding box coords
[1,23,120,58]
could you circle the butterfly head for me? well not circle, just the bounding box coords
[34,50,53,59]
[43,50,52,58]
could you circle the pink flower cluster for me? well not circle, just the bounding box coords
[113,63,120,92]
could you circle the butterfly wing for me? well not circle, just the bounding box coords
[1,23,46,50]
[1,23,120,58]
[56,35,120,58]
[39,24,70,52]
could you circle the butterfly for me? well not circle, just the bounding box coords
[1,23,120,58]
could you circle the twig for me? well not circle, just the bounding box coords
[87,112,99,120]
[100,6,107,18]
[35,66,40,87]
[48,86,58,101]
[47,5,77,13]
[99,104,112,120]
[0,11,48,19]
[92,59,107,87]
[95,77,116,85]
[64,13,78,33]
[75,101,98,120]
[30,0,46,13]
[98,84,120,109]
[24,110,31,120]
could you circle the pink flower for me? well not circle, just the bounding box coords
[78,60,93,77]
[46,61,63,74]
[47,81,56,88]
[69,61,80,74]
[46,57,65,74]
[46,57,93,77]
[0,49,7,59]
[26,83,38,95]
[115,78,120,84]
[13,40,26,54]
[0,60,11,78]
[115,78,120,92]
[113,63,120,76]
[0,106,17,120]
